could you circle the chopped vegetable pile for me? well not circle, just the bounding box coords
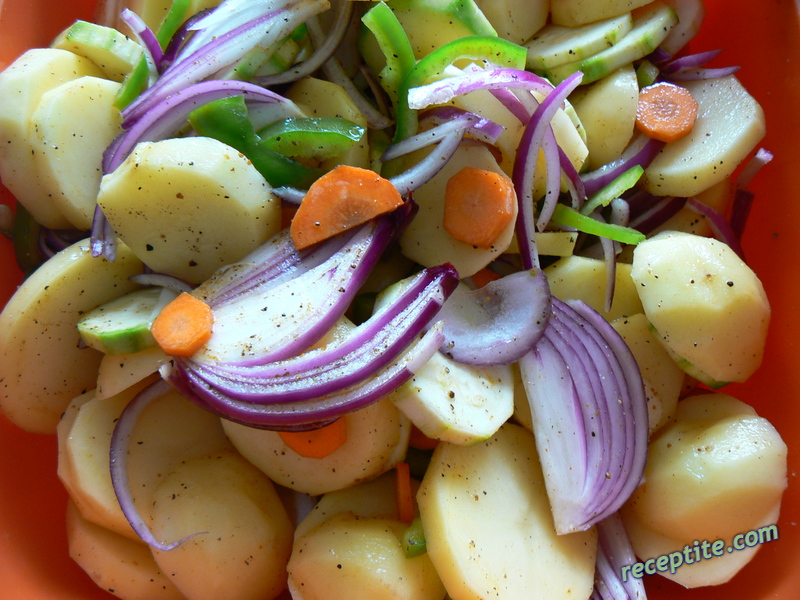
[0,0,787,599]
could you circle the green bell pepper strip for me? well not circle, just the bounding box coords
[361,1,417,107]
[257,117,365,160]
[114,55,150,110]
[550,204,646,245]
[156,0,191,50]
[580,165,644,216]
[189,96,322,188]
[402,516,428,558]
[394,35,527,142]
[10,204,44,277]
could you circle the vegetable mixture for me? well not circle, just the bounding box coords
[0,0,787,599]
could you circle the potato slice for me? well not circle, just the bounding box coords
[222,396,410,495]
[642,75,765,198]
[0,48,103,228]
[544,255,643,321]
[0,239,143,433]
[551,0,653,27]
[97,136,281,283]
[66,500,183,600]
[621,393,787,587]
[31,75,123,229]
[417,423,597,600]
[631,230,770,383]
[58,378,155,540]
[288,512,445,600]
[95,346,169,401]
[149,450,294,600]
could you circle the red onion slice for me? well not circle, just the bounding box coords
[437,269,551,365]
[520,298,648,534]
[591,513,648,600]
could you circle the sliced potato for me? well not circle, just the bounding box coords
[621,393,787,587]
[474,0,547,44]
[570,64,638,169]
[288,512,446,600]
[551,0,652,27]
[544,255,643,321]
[66,500,183,600]
[0,239,143,434]
[222,396,410,495]
[631,231,770,383]
[642,75,765,198]
[97,136,281,283]
[417,423,597,600]
[31,75,123,229]
[610,313,683,434]
[0,48,104,228]
[95,346,169,401]
[149,450,294,600]
[58,377,156,540]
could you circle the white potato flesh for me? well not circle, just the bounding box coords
[58,377,156,540]
[545,255,643,321]
[31,75,123,230]
[630,231,770,382]
[288,512,446,600]
[294,471,401,540]
[474,0,548,44]
[95,346,169,400]
[570,64,639,169]
[417,423,597,600]
[621,393,786,587]
[286,77,370,169]
[0,48,103,228]
[149,450,294,600]
[97,136,281,283]
[624,393,787,543]
[399,144,518,278]
[125,388,235,517]
[642,75,765,198]
[222,396,410,495]
[66,500,183,600]
[551,0,652,27]
[610,313,683,435]
[0,239,143,434]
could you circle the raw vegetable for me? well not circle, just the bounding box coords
[278,418,348,459]
[290,165,404,249]
[150,292,215,358]
[395,461,414,523]
[442,166,516,249]
[635,81,699,142]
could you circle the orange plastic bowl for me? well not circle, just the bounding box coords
[1,1,799,599]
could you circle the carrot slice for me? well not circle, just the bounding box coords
[290,164,404,249]
[151,292,214,358]
[409,424,439,451]
[279,417,347,459]
[470,267,502,289]
[635,82,699,143]
[395,461,414,523]
[443,167,516,249]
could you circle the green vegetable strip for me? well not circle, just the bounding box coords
[10,204,44,277]
[580,165,644,215]
[636,59,660,88]
[394,36,527,142]
[156,0,191,49]
[402,516,428,558]
[258,117,365,160]
[551,204,646,245]
[361,2,417,106]
[189,96,322,188]
[114,55,150,110]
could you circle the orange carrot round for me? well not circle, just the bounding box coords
[443,167,516,249]
[290,164,404,249]
[635,82,699,143]
[395,461,414,523]
[151,292,214,358]
[409,424,439,451]
[279,417,348,459]
[470,267,502,289]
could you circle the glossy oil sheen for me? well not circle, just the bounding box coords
[1,0,799,598]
